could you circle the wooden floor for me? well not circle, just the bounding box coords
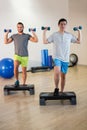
[0,65,87,130]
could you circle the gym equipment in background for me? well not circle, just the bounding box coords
[31,66,50,73]
[73,26,82,31]
[48,55,53,69]
[41,49,49,66]
[39,92,76,105]
[41,26,50,31]
[29,28,36,32]
[69,53,78,67]
[31,50,53,73]
[4,84,35,95]
[4,29,12,33]
[0,58,14,78]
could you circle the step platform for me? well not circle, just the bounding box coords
[4,84,35,95]
[31,66,50,73]
[39,92,76,105]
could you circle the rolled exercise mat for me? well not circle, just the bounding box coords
[41,49,48,66]
[48,55,52,69]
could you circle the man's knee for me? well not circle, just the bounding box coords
[22,67,27,75]
[14,61,20,69]
[61,73,66,80]
[54,67,60,77]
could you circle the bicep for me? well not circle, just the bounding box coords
[30,36,35,42]
[76,39,80,44]
[45,39,49,44]
[7,38,13,43]
[29,36,37,42]
[71,35,77,44]
[47,34,54,43]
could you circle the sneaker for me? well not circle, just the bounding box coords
[54,88,59,96]
[22,84,27,86]
[14,80,20,88]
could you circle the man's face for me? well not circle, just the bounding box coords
[17,24,24,33]
[58,21,67,31]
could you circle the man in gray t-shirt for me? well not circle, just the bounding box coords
[43,18,82,95]
[4,22,38,87]
[11,33,32,57]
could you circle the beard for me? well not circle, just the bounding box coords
[18,30,23,33]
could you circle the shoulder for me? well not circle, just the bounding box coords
[10,34,17,39]
[51,32,60,37]
[64,31,72,35]
[23,33,32,37]
[12,33,19,36]
[64,31,74,37]
[53,32,59,35]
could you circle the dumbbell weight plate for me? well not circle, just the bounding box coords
[29,28,36,32]
[79,26,82,30]
[41,27,45,30]
[4,29,12,33]
[41,26,50,30]
[73,27,78,31]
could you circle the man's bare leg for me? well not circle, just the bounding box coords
[22,67,27,85]
[14,60,20,86]
[61,72,66,92]
[54,66,61,95]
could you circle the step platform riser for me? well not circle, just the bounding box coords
[39,92,76,105]
[4,84,35,95]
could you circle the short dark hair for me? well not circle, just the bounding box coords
[17,22,24,27]
[58,18,67,25]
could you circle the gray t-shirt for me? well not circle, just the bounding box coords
[47,32,77,62]
[11,33,31,56]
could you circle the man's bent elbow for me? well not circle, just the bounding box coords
[4,41,8,44]
[43,40,48,44]
[77,40,81,44]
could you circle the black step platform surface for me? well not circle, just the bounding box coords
[31,66,50,73]
[4,84,35,95]
[39,92,76,105]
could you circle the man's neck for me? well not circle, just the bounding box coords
[18,32,23,35]
[58,30,65,34]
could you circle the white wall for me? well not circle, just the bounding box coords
[0,0,68,69]
[69,0,87,65]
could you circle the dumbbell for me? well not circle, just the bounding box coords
[73,26,82,31]
[41,26,50,31]
[4,29,12,33]
[29,28,36,32]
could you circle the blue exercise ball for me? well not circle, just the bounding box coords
[0,58,14,79]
